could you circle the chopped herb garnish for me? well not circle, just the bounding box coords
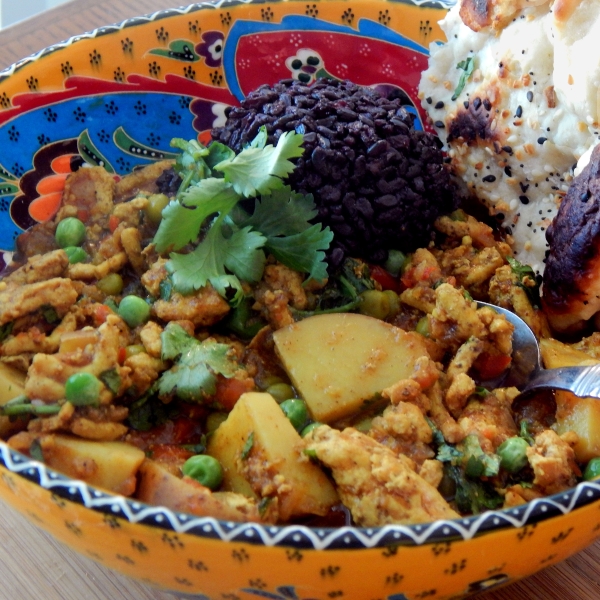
[292,257,374,317]
[127,384,179,431]
[519,419,535,446]
[241,431,254,459]
[437,442,463,464]
[258,496,273,517]
[452,56,475,101]
[449,465,503,514]
[0,321,13,342]
[506,256,541,308]
[103,298,118,313]
[41,305,59,324]
[158,322,239,402]
[181,441,207,454]
[159,277,173,301]
[29,438,44,462]
[462,435,500,477]
[153,129,332,305]
[99,368,121,395]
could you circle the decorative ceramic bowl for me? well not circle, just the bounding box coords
[1,2,600,599]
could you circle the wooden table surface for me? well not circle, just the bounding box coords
[0,1,599,599]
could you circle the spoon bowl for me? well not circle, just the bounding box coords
[478,301,600,400]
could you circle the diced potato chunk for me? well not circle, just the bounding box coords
[555,391,600,463]
[0,362,27,438]
[540,338,599,369]
[0,361,26,405]
[541,338,600,462]
[137,458,273,523]
[273,313,429,422]
[207,392,338,521]
[39,434,145,496]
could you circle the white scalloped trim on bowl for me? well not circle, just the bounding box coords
[3,441,600,550]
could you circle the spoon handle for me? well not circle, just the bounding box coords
[521,364,600,398]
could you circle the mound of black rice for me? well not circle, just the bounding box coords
[211,78,460,267]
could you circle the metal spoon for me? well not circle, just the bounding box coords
[477,301,600,399]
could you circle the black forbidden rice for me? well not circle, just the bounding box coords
[211,78,460,267]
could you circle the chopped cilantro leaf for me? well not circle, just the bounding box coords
[437,443,463,464]
[238,187,332,281]
[0,321,13,343]
[267,224,333,282]
[258,496,273,517]
[222,226,267,283]
[127,384,180,432]
[158,323,239,402]
[166,218,260,303]
[452,56,475,101]
[506,256,541,307]
[153,178,240,253]
[41,305,59,324]
[240,187,318,236]
[241,431,254,459]
[214,130,305,197]
[99,368,121,395]
[462,435,500,477]
[159,277,173,301]
[449,465,503,514]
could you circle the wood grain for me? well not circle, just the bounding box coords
[0,0,170,70]
[0,1,599,598]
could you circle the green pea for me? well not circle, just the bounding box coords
[125,344,146,359]
[266,382,296,404]
[55,217,86,248]
[584,457,600,481]
[118,295,151,328]
[300,422,323,437]
[182,454,223,490]
[358,289,390,320]
[354,416,374,433]
[206,412,228,434]
[450,209,468,222]
[63,246,88,264]
[64,372,101,407]
[260,375,284,390]
[416,315,431,338]
[383,290,400,318]
[384,249,407,277]
[497,436,529,473]
[280,398,309,431]
[97,273,124,296]
[144,193,170,225]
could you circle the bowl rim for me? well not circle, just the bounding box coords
[0,1,243,82]
[3,441,600,550]
[0,0,457,83]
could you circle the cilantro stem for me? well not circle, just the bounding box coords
[291,296,362,319]
[1,402,62,417]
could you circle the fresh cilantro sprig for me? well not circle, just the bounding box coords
[158,322,239,402]
[153,130,333,305]
[237,188,333,281]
